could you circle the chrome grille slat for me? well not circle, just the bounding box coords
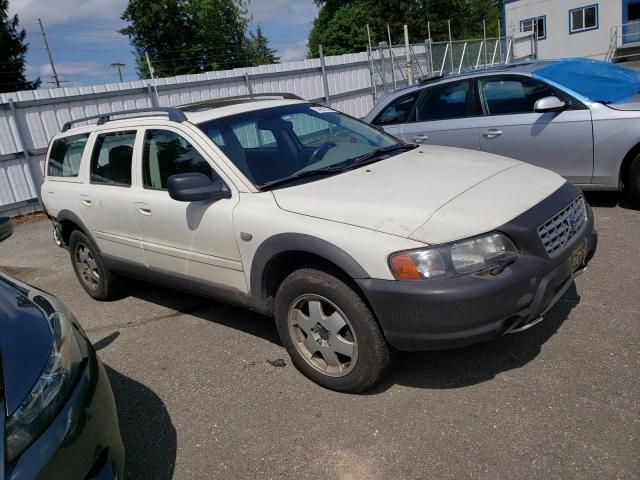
[537,196,587,256]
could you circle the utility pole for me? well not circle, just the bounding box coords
[38,18,60,88]
[110,62,126,82]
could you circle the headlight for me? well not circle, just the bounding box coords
[389,232,517,280]
[5,309,83,463]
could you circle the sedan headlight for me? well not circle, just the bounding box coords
[5,309,83,463]
[389,232,517,280]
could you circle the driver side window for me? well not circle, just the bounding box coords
[142,129,215,190]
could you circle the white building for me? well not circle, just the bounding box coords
[504,0,640,60]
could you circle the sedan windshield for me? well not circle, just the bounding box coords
[533,58,640,105]
[196,103,403,188]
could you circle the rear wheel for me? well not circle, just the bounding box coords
[628,155,640,204]
[69,230,121,300]
[274,268,392,392]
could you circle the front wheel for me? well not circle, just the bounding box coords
[274,269,392,393]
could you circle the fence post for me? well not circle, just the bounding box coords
[483,19,488,67]
[318,44,331,106]
[8,98,43,209]
[147,85,157,107]
[378,42,387,94]
[387,25,397,89]
[244,72,254,98]
[366,25,377,101]
[448,20,454,73]
[404,24,413,85]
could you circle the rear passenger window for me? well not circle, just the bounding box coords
[374,92,419,125]
[47,134,89,177]
[142,129,214,190]
[90,131,136,186]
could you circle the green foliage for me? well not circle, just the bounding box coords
[0,0,40,93]
[121,0,276,77]
[308,2,370,57]
[309,0,503,57]
[247,25,279,66]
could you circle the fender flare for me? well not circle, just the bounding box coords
[53,210,100,251]
[249,233,369,301]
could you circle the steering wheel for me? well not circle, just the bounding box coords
[306,142,337,166]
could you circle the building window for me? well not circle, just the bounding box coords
[569,4,599,34]
[520,16,546,40]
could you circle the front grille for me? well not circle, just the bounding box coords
[537,195,587,256]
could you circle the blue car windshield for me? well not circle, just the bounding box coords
[533,59,640,104]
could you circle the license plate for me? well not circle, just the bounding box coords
[570,240,587,272]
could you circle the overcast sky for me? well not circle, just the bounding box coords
[9,0,318,87]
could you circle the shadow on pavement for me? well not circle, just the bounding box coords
[377,283,581,392]
[584,191,639,210]
[94,333,177,480]
[125,280,282,346]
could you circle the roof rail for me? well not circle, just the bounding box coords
[61,107,187,132]
[179,92,304,111]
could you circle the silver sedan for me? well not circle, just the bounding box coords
[364,58,640,202]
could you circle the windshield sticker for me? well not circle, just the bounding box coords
[310,106,334,113]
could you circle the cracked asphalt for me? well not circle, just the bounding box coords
[0,192,638,479]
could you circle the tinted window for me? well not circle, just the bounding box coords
[142,129,214,190]
[90,131,136,186]
[479,77,557,115]
[47,134,89,177]
[374,92,419,125]
[415,81,476,121]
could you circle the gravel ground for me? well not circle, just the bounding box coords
[0,192,638,480]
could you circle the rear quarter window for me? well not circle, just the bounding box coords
[46,134,89,177]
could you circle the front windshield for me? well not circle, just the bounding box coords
[196,103,401,187]
[533,58,640,104]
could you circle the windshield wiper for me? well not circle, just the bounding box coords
[258,144,417,190]
[258,166,346,190]
[346,144,418,167]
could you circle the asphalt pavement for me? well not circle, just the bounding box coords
[0,192,638,479]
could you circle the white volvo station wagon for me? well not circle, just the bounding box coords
[42,94,597,392]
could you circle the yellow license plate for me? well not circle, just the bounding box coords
[570,240,587,272]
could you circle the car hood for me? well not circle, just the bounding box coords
[272,146,565,244]
[0,272,53,415]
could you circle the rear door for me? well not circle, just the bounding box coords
[475,75,593,183]
[77,129,144,264]
[399,79,481,149]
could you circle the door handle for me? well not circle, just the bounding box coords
[134,202,152,216]
[412,134,430,143]
[81,199,92,206]
[482,129,503,139]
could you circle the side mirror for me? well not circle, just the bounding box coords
[167,173,231,202]
[534,96,567,113]
[0,217,13,242]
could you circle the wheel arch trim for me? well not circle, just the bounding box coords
[249,233,370,302]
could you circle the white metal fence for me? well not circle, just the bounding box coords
[0,35,534,216]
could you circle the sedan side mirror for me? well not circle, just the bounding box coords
[534,96,567,113]
[167,173,231,202]
[0,217,13,242]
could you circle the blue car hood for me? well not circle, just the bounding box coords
[0,273,52,415]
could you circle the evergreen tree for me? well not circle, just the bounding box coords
[247,25,279,66]
[0,0,40,93]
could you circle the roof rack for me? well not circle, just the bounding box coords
[179,92,304,111]
[61,107,187,132]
